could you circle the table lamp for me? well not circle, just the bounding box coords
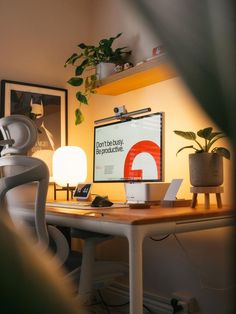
[53,146,87,200]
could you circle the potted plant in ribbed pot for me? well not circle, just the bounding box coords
[174,127,230,186]
[64,33,131,125]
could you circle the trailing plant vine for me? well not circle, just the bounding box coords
[65,33,131,124]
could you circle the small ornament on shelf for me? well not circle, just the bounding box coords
[152,44,165,57]
[146,45,166,62]
[123,62,134,70]
[114,64,123,73]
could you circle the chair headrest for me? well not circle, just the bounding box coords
[0,115,37,156]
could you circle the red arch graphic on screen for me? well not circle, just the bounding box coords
[123,140,161,180]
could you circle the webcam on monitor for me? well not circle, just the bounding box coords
[113,105,127,116]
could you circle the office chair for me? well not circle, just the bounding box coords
[0,115,70,265]
[0,155,50,245]
[0,141,81,313]
[0,114,38,156]
[0,162,82,314]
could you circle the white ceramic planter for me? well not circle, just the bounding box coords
[96,62,115,80]
[189,152,223,186]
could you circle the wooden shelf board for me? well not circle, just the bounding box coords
[96,55,177,96]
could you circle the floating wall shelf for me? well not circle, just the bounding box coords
[96,55,177,96]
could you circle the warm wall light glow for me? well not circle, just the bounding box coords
[53,146,87,187]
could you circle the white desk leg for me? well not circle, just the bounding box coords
[128,226,144,314]
[77,238,95,304]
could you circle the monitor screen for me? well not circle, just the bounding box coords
[93,112,163,183]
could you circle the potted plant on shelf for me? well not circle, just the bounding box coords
[174,127,230,187]
[64,33,131,125]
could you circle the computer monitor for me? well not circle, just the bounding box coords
[93,112,163,183]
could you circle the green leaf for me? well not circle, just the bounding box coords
[75,65,84,76]
[76,91,88,104]
[207,133,226,151]
[78,43,87,49]
[67,77,83,86]
[80,59,89,67]
[75,59,89,76]
[174,130,196,140]
[84,74,97,92]
[75,108,84,125]
[197,127,212,139]
[84,77,89,91]
[208,131,224,140]
[212,147,231,159]
[90,74,97,81]
[176,145,196,155]
[99,38,109,46]
[64,53,79,67]
[99,33,122,50]
[111,33,122,40]
[84,44,95,50]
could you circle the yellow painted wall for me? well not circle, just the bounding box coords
[65,2,235,312]
[64,0,233,205]
[69,77,233,205]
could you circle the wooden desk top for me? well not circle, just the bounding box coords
[46,204,235,225]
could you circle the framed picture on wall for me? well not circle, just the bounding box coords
[0,80,68,180]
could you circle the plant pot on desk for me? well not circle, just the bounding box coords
[189,152,223,187]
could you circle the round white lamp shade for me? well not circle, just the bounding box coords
[53,146,87,187]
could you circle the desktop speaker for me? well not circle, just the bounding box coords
[124,182,170,205]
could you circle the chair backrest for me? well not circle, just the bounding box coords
[0,114,37,156]
[0,155,50,245]
[0,114,69,264]
[0,157,78,314]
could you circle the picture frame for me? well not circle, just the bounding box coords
[0,80,68,180]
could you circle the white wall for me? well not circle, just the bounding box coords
[0,0,92,86]
[0,0,92,196]
[89,0,160,65]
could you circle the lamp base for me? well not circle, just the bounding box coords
[54,183,75,201]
